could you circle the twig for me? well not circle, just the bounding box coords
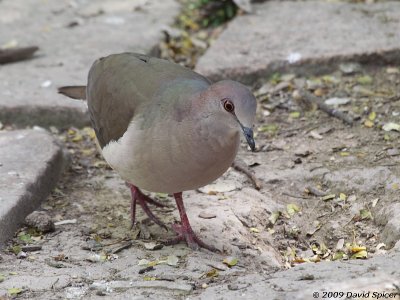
[0,46,39,64]
[296,89,354,125]
[282,192,309,199]
[305,186,327,197]
[232,158,262,190]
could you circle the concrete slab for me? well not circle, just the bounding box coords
[0,129,66,247]
[196,249,400,300]
[0,0,180,128]
[196,1,400,84]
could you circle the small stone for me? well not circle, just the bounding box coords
[25,211,55,233]
[324,97,351,106]
[198,212,217,219]
[201,283,208,289]
[339,62,362,74]
[387,148,399,156]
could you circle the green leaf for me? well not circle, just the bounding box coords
[286,203,300,216]
[10,245,21,255]
[223,257,238,267]
[268,211,281,225]
[257,124,278,133]
[360,209,372,220]
[289,111,300,119]
[18,233,32,243]
[8,288,22,296]
[357,75,373,85]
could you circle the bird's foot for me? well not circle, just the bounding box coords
[128,184,168,230]
[163,223,219,252]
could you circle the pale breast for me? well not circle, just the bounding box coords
[102,119,240,193]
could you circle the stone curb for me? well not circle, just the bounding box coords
[0,129,68,247]
[196,1,400,84]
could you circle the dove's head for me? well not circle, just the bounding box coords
[200,80,257,151]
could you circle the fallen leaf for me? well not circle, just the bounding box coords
[332,251,345,261]
[155,193,168,199]
[339,193,347,201]
[368,111,376,121]
[321,194,335,201]
[143,276,157,281]
[0,275,5,283]
[309,130,323,140]
[138,259,150,266]
[289,111,300,118]
[198,180,241,194]
[269,211,281,225]
[371,198,379,207]
[351,250,368,259]
[287,203,300,216]
[376,243,386,250]
[144,242,164,251]
[257,124,279,133]
[8,288,22,296]
[250,227,259,233]
[166,255,179,266]
[382,122,400,132]
[306,220,321,236]
[324,97,351,106]
[336,239,345,250]
[364,119,374,128]
[223,257,238,267]
[360,209,372,220]
[206,268,219,278]
[357,75,373,85]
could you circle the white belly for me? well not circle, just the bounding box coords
[102,120,240,193]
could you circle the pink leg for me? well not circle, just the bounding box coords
[163,192,218,252]
[128,184,167,230]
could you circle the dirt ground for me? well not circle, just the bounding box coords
[1,62,399,299]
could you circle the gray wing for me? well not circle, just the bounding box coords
[86,53,210,148]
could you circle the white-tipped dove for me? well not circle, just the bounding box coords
[59,53,256,251]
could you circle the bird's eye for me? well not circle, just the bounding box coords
[223,99,235,113]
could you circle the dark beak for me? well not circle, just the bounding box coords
[241,126,256,152]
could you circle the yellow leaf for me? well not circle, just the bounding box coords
[350,245,366,253]
[339,193,347,201]
[368,111,376,121]
[351,250,368,259]
[364,119,374,128]
[392,183,399,190]
[206,269,219,278]
[72,133,83,142]
[143,276,157,281]
[339,151,350,156]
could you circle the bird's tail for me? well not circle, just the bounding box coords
[58,85,87,100]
